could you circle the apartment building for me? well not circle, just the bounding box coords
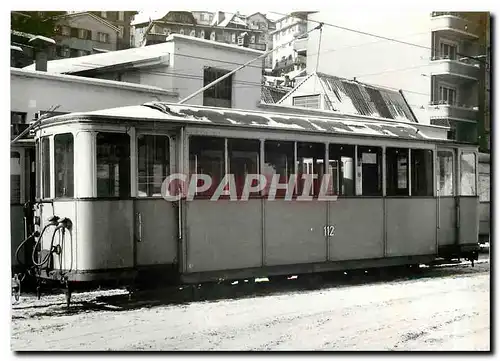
[305,11,490,150]
[270,14,308,77]
[132,11,268,53]
[91,11,138,50]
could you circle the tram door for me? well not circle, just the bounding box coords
[134,133,178,270]
[436,148,458,248]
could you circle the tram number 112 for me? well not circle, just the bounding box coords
[324,226,335,237]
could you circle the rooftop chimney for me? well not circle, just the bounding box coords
[29,35,56,72]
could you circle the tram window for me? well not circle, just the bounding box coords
[437,151,454,196]
[329,144,355,196]
[386,148,409,196]
[54,133,74,198]
[296,142,325,197]
[189,136,225,197]
[411,149,433,196]
[263,140,295,197]
[138,135,170,197]
[228,139,260,197]
[11,152,21,204]
[357,146,382,196]
[96,133,131,198]
[460,152,476,196]
[41,137,51,199]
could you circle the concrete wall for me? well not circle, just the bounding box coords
[307,11,433,124]
[11,69,178,121]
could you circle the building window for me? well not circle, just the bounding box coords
[439,40,457,60]
[54,133,74,198]
[250,35,255,43]
[328,144,355,196]
[203,67,232,108]
[228,139,260,197]
[61,46,70,57]
[231,33,236,43]
[460,152,476,196]
[357,146,382,196]
[61,26,71,36]
[179,28,184,35]
[210,32,216,41]
[200,13,205,21]
[200,30,205,38]
[138,135,170,197]
[439,85,456,105]
[386,148,409,196]
[78,28,91,39]
[293,95,320,109]
[11,152,21,204]
[189,136,225,198]
[41,137,51,199]
[96,133,130,198]
[263,140,295,198]
[98,32,109,43]
[118,11,124,21]
[411,149,433,196]
[297,142,325,197]
[190,29,196,37]
[101,11,107,18]
[118,25,124,38]
[70,48,78,57]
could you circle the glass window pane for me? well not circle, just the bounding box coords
[11,151,21,204]
[138,135,170,197]
[54,133,74,198]
[411,149,433,196]
[96,133,130,198]
[228,139,260,197]
[386,148,409,196]
[263,140,295,197]
[35,139,40,199]
[189,136,225,197]
[297,142,325,197]
[437,151,454,196]
[329,144,355,196]
[460,152,476,196]
[42,137,50,199]
[357,146,382,196]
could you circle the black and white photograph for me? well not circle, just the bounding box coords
[7,1,492,352]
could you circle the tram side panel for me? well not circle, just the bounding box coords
[11,205,25,270]
[437,198,457,247]
[328,198,384,261]
[458,197,479,247]
[264,200,328,266]
[184,199,262,273]
[386,198,437,257]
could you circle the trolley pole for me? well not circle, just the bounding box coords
[177,23,324,105]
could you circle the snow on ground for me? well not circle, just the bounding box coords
[11,260,490,351]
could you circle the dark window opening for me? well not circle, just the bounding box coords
[297,142,325,197]
[386,148,409,196]
[138,135,170,197]
[203,67,232,108]
[411,149,434,196]
[54,133,74,198]
[263,140,295,197]
[96,133,130,198]
[11,152,21,204]
[228,139,260,197]
[329,144,355,196]
[189,136,225,198]
[357,146,382,196]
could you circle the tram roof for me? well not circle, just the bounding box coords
[44,102,450,142]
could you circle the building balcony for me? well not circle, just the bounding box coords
[428,101,479,121]
[293,37,307,54]
[430,57,480,82]
[431,13,480,40]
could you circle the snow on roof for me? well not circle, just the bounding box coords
[46,102,435,142]
[23,42,172,74]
